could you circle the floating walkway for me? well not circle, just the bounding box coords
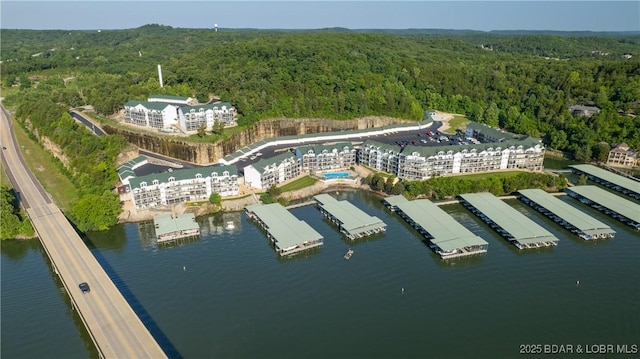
[383,195,488,259]
[570,164,640,200]
[459,192,559,249]
[314,193,386,240]
[246,203,324,256]
[565,185,640,230]
[517,189,615,240]
[153,213,200,243]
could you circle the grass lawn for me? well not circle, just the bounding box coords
[279,176,318,192]
[12,120,80,211]
[442,114,471,134]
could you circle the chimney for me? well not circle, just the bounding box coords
[158,64,164,87]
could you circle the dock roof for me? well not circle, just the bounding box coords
[518,189,615,237]
[383,195,409,208]
[569,164,640,196]
[153,213,199,238]
[566,185,640,223]
[459,192,558,245]
[314,194,386,236]
[246,203,323,251]
[395,198,488,251]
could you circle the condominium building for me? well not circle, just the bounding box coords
[179,102,236,132]
[357,140,401,174]
[465,122,516,143]
[397,138,545,180]
[295,142,356,172]
[123,96,236,133]
[243,152,301,190]
[607,143,637,168]
[123,100,180,130]
[128,165,239,210]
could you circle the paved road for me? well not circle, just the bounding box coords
[1,106,167,359]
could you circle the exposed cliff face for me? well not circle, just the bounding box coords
[104,117,410,164]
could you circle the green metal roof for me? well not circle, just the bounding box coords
[246,203,323,251]
[153,213,199,237]
[314,194,386,236]
[518,189,615,237]
[179,102,233,112]
[459,192,559,244]
[394,198,488,251]
[297,142,354,155]
[149,94,191,101]
[466,122,518,141]
[117,156,148,180]
[250,152,298,171]
[569,164,640,196]
[402,137,542,158]
[124,100,174,111]
[129,164,237,189]
[383,195,409,207]
[362,139,402,153]
[566,185,640,223]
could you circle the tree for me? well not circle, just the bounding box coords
[209,193,221,204]
[592,142,611,163]
[577,174,588,186]
[384,176,395,193]
[70,191,122,232]
[197,124,207,138]
[391,181,405,195]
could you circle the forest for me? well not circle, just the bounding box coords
[1,26,638,231]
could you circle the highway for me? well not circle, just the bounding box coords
[1,106,167,359]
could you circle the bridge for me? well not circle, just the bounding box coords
[1,106,168,358]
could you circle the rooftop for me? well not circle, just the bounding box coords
[246,203,323,252]
[459,192,558,245]
[518,189,614,237]
[566,186,640,223]
[392,196,488,252]
[153,213,200,238]
[570,164,640,196]
[129,164,237,189]
[314,194,386,236]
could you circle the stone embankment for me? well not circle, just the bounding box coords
[104,116,409,165]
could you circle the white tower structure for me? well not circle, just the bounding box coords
[214,23,218,32]
[157,64,164,87]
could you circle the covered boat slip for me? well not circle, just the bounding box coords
[384,195,488,259]
[245,203,324,256]
[314,194,387,239]
[517,189,615,240]
[459,192,559,249]
[569,164,640,200]
[565,185,640,230]
[153,213,201,243]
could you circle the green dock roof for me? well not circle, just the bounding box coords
[459,192,559,245]
[246,203,323,252]
[314,194,386,236]
[518,189,615,237]
[566,185,640,223]
[393,198,488,251]
[153,213,199,238]
[129,164,237,189]
[569,164,640,196]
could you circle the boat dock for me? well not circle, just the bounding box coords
[459,192,559,249]
[383,195,488,259]
[153,213,201,243]
[314,193,387,240]
[245,203,324,256]
[565,185,640,230]
[517,189,615,240]
[570,164,640,200]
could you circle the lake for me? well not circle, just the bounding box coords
[1,189,638,358]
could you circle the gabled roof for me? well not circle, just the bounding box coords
[466,122,518,141]
[129,164,237,189]
[298,142,354,155]
[362,139,402,153]
[124,100,175,111]
[179,102,233,112]
[250,152,299,171]
[401,137,542,158]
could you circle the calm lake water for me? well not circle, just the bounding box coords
[2,189,639,358]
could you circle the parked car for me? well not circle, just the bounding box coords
[79,282,90,293]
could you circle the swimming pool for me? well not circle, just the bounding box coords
[322,172,349,178]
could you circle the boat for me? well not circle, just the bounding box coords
[344,249,354,260]
[225,221,235,230]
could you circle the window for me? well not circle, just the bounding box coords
[168,177,175,182]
